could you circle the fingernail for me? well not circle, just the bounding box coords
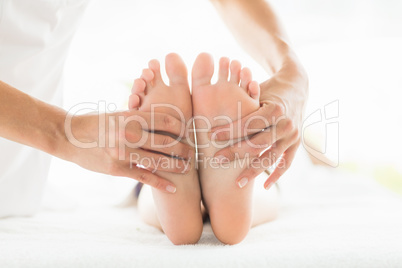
[166,185,176,193]
[238,177,248,188]
[215,155,229,163]
[265,181,274,190]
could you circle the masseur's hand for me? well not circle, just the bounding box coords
[211,63,308,190]
[64,110,192,193]
[209,0,309,190]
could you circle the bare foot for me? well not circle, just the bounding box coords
[192,53,261,245]
[130,53,202,245]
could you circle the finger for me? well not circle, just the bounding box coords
[140,132,193,160]
[264,143,298,190]
[129,149,191,174]
[213,128,282,161]
[209,102,286,141]
[121,165,177,194]
[123,110,187,138]
[234,139,289,188]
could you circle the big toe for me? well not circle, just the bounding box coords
[192,52,214,87]
[165,53,188,86]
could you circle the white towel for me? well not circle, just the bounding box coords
[0,151,401,268]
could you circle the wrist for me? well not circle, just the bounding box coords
[259,53,309,115]
[54,112,97,162]
[262,40,308,85]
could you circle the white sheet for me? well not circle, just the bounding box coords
[1,152,402,268]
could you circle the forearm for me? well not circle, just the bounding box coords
[210,0,306,79]
[211,0,308,114]
[0,80,68,157]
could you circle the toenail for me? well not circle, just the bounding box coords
[238,177,248,188]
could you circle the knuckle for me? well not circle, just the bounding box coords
[137,172,150,184]
[161,136,171,147]
[248,167,261,178]
[271,101,286,116]
[271,144,285,158]
[106,160,122,176]
[249,145,262,157]
[282,119,294,133]
[216,131,229,141]
[174,165,184,173]
[261,133,274,147]
[293,128,300,139]
[106,147,118,160]
[154,178,164,191]
[290,129,300,142]
[226,146,237,160]
[163,115,174,128]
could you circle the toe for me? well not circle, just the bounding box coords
[218,57,230,81]
[248,81,260,101]
[128,94,140,109]
[229,60,241,84]
[165,53,188,86]
[192,52,214,87]
[141,68,154,84]
[148,59,164,84]
[131,78,146,94]
[240,67,252,90]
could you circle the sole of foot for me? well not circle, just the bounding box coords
[192,53,261,245]
[132,53,203,245]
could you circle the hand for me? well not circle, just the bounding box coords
[62,109,193,193]
[211,64,308,190]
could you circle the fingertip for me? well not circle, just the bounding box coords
[237,177,249,188]
[264,178,276,190]
[165,184,177,194]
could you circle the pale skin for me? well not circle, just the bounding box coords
[209,0,308,190]
[132,53,280,245]
[131,0,308,245]
[0,0,307,245]
[131,54,203,245]
[0,80,193,194]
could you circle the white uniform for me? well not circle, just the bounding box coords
[0,0,90,217]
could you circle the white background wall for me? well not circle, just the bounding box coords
[45,0,402,207]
